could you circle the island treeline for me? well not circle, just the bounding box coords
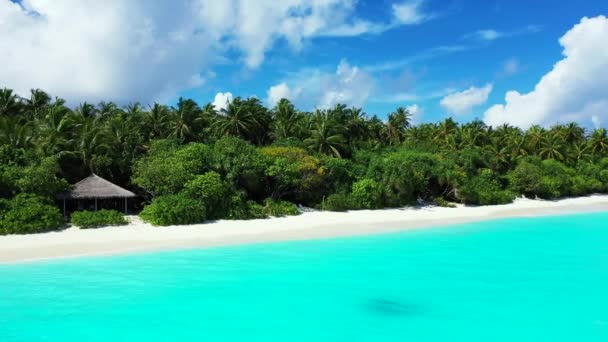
[1,88,608,233]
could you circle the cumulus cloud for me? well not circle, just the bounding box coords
[0,0,213,104]
[440,84,493,115]
[195,0,434,69]
[212,92,234,110]
[0,0,422,104]
[484,16,608,128]
[266,82,302,107]
[265,60,374,110]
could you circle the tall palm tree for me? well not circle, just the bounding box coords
[304,110,345,157]
[143,103,171,141]
[0,88,23,117]
[24,89,51,119]
[538,135,566,161]
[271,98,303,141]
[344,107,369,147]
[589,128,608,155]
[0,116,34,149]
[65,119,111,172]
[169,98,202,142]
[434,118,458,147]
[526,125,546,153]
[36,104,76,155]
[387,107,412,145]
[212,97,263,142]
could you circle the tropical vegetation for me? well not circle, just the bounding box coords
[1,87,608,231]
[70,209,128,229]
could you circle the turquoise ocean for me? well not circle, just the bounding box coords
[1,212,607,341]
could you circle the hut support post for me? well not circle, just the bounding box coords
[124,198,128,215]
[95,198,98,211]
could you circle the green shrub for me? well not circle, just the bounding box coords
[458,169,515,205]
[508,158,577,199]
[225,192,268,220]
[263,199,300,217]
[183,171,230,219]
[507,159,544,197]
[321,193,356,212]
[0,194,64,235]
[140,194,206,226]
[132,141,211,196]
[351,179,383,209]
[433,196,457,208]
[71,209,127,229]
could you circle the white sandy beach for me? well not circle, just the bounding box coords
[1,195,607,264]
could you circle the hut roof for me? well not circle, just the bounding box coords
[57,174,136,199]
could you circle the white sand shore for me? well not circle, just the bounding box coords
[1,195,608,264]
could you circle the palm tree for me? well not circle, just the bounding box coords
[589,128,608,155]
[344,107,369,148]
[36,104,76,155]
[387,107,412,144]
[75,102,98,118]
[212,97,263,142]
[169,98,202,142]
[65,119,111,172]
[97,102,123,122]
[0,88,23,117]
[271,98,303,141]
[0,116,34,149]
[569,141,591,164]
[562,123,586,144]
[24,89,51,119]
[538,135,566,161]
[143,103,171,140]
[526,125,546,153]
[304,110,345,157]
[434,118,458,147]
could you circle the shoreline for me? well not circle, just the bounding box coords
[1,195,608,264]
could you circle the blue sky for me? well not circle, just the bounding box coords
[2,0,607,127]
[182,0,606,122]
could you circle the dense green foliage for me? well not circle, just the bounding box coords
[0,194,64,235]
[71,209,128,229]
[263,199,301,217]
[1,87,608,229]
[140,194,206,226]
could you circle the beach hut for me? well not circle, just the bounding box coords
[57,174,136,216]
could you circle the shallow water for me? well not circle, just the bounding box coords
[1,212,607,341]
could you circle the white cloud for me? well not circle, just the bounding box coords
[266,82,302,107]
[440,84,493,115]
[0,0,214,104]
[195,0,433,69]
[406,104,424,122]
[212,92,233,110]
[266,59,374,110]
[0,0,423,104]
[484,16,608,129]
[392,0,431,25]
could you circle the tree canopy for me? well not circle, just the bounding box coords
[1,87,607,231]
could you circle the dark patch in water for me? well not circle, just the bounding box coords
[365,298,422,317]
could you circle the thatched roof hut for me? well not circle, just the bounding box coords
[58,174,135,199]
[57,174,135,214]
